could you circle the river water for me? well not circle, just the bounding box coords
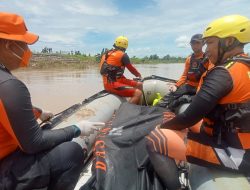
[13,63,184,113]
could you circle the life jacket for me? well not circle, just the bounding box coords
[0,65,18,160]
[99,49,125,82]
[202,55,250,149]
[186,53,209,84]
[0,65,43,160]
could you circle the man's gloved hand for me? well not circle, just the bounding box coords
[178,95,192,104]
[39,110,54,122]
[75,120,105,136]
[168,95,192,110]
[169,84,177,92]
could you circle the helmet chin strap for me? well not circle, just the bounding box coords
[216,38,242,65]
[113,44,126,52]
[216,39,225,66]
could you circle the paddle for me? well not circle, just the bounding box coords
[142,75,177,83]
[40,90,110,128]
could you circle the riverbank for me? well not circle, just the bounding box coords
[30,53,97,69]
[29,53,185,69]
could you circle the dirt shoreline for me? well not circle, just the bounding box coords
[30,53,98,69]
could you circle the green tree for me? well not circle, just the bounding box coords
[149,54,159,60]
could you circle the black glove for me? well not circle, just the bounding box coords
[178,95,193,104]
[168,95,193,110]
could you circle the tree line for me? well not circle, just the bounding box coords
[39,47,186,64]
[41,47,90,57]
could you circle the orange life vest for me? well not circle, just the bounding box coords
[0,100,19,160]
[176,53,210,88]
[186,53,209,84]
[201,55,250,149]
[99,49,125,83]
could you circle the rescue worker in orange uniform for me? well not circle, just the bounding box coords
[100,36,143,104]
[0,12,105,190]
[172,34,209,92]
[146,15,250,189]
[166,34,210,110]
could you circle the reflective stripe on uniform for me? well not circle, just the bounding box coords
[214,148,238,170]
[146,128,168,156]
[214,147,245,170]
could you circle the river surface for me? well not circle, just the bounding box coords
[13,63,184,113]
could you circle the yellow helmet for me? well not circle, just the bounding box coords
[203,15,250,43]
[114,36,128,49]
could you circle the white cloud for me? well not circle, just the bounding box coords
[41,34,76,44]
[2,0,250,57]
[62,0,118,16]
[175,35,190,48]
[12,0,51,17]
[128,47,152,57]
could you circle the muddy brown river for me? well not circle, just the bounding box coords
[13,63,184,113]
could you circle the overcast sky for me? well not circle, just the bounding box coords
[1,0,250,57]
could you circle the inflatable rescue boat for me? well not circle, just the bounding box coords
[45,75,250,190]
